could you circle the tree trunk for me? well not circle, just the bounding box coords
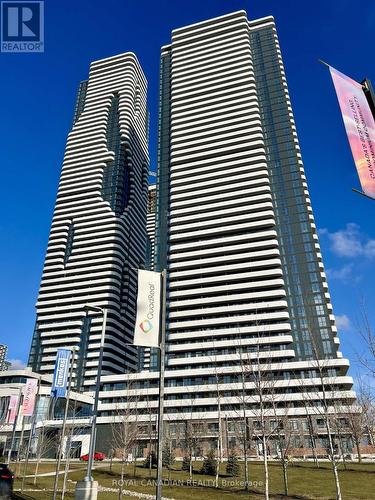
[262,435,269,500]
[326,422,342,500]
[33,458,40,486]
[282,461,288,496]
[332,459,342,500]
[312,444,319,468]
[355,438,362,464]
[367,427,374,446]
[306,413,319,468]
[309,427,319,468]
[341,447,348,471]
[337,435,347,470]
[168,440,172,481]
[243,443,249,491]
[189,453,193,481]
[118,458,125,500]
[61,443,72,500]
[215,438,219,488]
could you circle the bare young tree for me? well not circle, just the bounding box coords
[182,417,202,481]
[209,345,224,488]
[61,417,94,500]
[232,328,280,498]
[300,331,349,500]
[162,419,175,482]
[242,339,283,500]
[270,404,294,496]
[248,375,270,499]
[33,423,56,485]
[302,399,320,467]
[330,404,349,471]
[357,305,375,378]
[343,381,375,463]
[110,382,140,500]
[143,391,157,478]
[232,334,252,491]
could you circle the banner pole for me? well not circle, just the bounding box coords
[21,376,41,492]
[156,269,167,500]
[15,416,26,475]
[352,188,375,201]
[318,59,331,68]
[7,386,23,463]
[52,347,76,500]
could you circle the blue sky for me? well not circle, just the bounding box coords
[0,0,374,376]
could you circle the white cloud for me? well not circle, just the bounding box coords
[335,314,351,331]
[8,359,26,370]
[326,264,353,282]
[319,223,375,258]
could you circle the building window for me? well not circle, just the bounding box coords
[63,221,74,266]
[322,341,332,355]
[102,93,131,215]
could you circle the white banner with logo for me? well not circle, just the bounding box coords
[133,270,161,348]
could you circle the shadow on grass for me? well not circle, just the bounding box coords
[282,462,375,474]
[13,495,37,499]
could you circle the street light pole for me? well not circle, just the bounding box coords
[75,305,107,500]
[85,306,107,482]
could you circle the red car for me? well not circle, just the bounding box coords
[80,452,106,461]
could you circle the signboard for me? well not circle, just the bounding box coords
[22,378,38,416]
[7,394,19,425]
[133,270,161,348]
[330,67,375,199]
[51,349,71,398]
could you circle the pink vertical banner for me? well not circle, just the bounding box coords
[330,67,375,199]
[22,379,38,416]
[7,395,19,425]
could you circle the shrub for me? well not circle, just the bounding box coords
[162,445,175,469]
[182,454,190,471]
[143,451,157,468]
[226,452,240,477]
[201,449,217,476]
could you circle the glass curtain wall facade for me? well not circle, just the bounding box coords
[249,20,338,361]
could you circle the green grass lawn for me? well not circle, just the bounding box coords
[12,460,375,499]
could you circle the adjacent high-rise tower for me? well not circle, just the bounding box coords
[24,11,355,456]
[97,12,354,439]
[156,11,347,373]
[28,53,150,389]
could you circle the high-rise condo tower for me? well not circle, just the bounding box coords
[28,53,149,390]
[98,13,354,443]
